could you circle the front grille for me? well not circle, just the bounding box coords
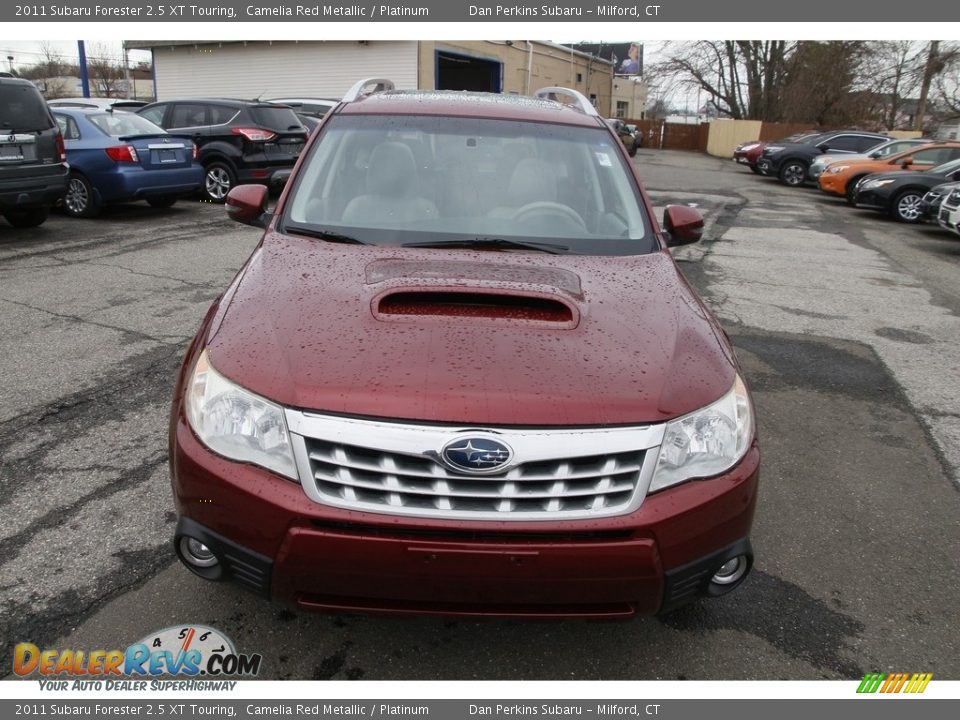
[305,438,644,516]
[287,412,663,521]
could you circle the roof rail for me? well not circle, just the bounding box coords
[343,78,396,103]
[534,86,599,117]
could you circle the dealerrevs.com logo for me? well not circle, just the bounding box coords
[14,625,262,690]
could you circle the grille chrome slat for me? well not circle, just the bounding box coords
[288,411,664,520]
[313,470,635,500]
[308,448,643,482]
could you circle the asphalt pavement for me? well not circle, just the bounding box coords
[1,151,958,680]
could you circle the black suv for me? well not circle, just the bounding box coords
[136,99,308,202]
[0,75,69,228]
[760,130,889,187]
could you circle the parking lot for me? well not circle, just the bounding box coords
[1,149,958,680]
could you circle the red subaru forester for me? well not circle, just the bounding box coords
[169,79,760,618]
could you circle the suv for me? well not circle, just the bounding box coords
[169,80,760,618]
[136,98,308,202]
[0,76,69,227]
[760,130,890,186]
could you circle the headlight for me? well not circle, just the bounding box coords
[764,145,784,153]
[650,375,754,493]
[185,350,297,480]
[862,179,895,190]
[739,143,760,152]
[828,165,848,174]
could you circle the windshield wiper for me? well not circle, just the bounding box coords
[284,225,369,245]
[403,237,569,254]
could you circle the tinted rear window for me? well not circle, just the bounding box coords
[0,84,54,131]
[248,106,304,131]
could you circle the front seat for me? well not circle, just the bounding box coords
[341,142,439,226]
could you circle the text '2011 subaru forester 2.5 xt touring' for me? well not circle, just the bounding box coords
[169,79,760,618]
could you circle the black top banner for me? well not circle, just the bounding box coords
[5,0,960,22]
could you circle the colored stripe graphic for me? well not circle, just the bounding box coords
[857,672,932,694]
[857,673,885,693]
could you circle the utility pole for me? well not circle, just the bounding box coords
[915,41,940,132]
[123,41,132,99]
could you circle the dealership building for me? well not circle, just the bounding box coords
[126,40,640,117]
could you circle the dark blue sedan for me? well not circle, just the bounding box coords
[51,108,203,218]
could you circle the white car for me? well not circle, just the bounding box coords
[937,187,960,237]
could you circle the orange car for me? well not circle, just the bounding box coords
[819,143,960,202]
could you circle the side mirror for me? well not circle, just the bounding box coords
[663,205,704,247]
[225,184,271,228]
[868,150,881,159]
[900,156,914,168]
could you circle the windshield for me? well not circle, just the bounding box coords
[88,111,166,137]
[284,114,653,255]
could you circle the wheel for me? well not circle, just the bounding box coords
[891,190,924,223]
[203,161,236,203]
[778,160,807,187]
[749,165,762,175]
[845,176,866,206]
[63,174,100,218]
[147,196,178,209]
[3,207,49,228]
[512,201,586,231]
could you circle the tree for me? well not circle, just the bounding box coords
[650,41,791,120]
[86,43,126,98]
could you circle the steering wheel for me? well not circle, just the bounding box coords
[511,201,587,231]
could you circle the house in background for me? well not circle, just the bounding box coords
[125,40,614,116]
[936,116,960,140]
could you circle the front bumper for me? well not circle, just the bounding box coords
[938,205,959,234]
[851,187,888,210]
[170,415,760,617]
[818,174,846,196]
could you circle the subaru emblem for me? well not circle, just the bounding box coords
[440,437,513,475]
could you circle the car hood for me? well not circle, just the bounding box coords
[205,233,737,426]
[862,169,946,184]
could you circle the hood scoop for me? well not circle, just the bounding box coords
[374,289,578,327]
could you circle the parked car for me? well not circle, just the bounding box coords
[48,97,149,111]
[169,80,760,618]
[136,98,308,202]
[851,157,960,223]
[266,98,338,131]
[0,75,68,228]
[937,187,960,236]
[626,123,643,148]
[920,181,960,222]
[759,130,890,186]
[50,108,203,218]
[818,143,960,203]
[733,131,821,174]
[606,118,638,157]
[808,137,934,183]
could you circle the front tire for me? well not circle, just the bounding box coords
[891,190,924,223]
[203,161,236,203]
[749,165,762,175]
[3,207,50,228]
[779,160,807,187]
[63,174,100,218]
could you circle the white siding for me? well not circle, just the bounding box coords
[151,41,418,101]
